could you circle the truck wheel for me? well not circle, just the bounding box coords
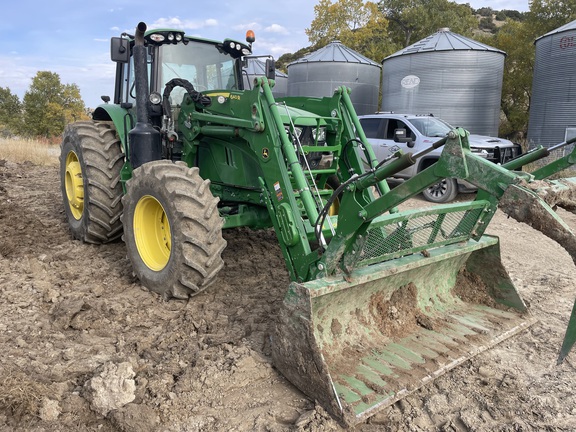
[60,121,124,243]
[422,178,458,203]
[121,161,227,299]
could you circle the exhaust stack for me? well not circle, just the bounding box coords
[128,22,161,168]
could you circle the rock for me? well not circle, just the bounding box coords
[39,398,61,421]
[84,362,136,416]
[295,409,316,427]
[110,403,160,432]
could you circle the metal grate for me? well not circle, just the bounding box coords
[358,206,485,266]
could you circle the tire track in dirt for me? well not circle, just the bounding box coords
[1,162,576,431]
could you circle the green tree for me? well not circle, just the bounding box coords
[23,71,87,138]
[276,47,315,72]
[0,87,23,136]
[476,21,534,139]
[501,10,526,21]
[529,0,576,32]
[495,11,507,21]
[305,0,393,61]
[476,7,494,17]
[477,2,576,139]
[378,0,477,47]
[479,16,497,32]
[307,0,372,46]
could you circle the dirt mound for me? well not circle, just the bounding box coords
[1,161,576,431]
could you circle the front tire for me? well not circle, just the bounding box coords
[121,161,227,299]
[60,121,124,243]
[422,178,458,203]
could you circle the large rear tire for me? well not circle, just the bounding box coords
[60,121,124,243]
[121,161,227,299]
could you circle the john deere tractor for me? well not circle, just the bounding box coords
[60,22,576,426]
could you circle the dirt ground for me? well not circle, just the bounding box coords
[1,159,576,431]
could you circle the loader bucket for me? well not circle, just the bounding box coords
[272,235,534,426]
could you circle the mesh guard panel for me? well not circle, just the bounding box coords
[358,202,488,266]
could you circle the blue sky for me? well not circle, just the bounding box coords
[1,1,529,108]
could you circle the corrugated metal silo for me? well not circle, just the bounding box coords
[243,58,288,98]
[381,29,506,136]
[528,19,576,149]
[287,41,381,115]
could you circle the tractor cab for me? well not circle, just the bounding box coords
[108,27,252,109]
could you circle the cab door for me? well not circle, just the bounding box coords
[359,117,395,161]
[360,117,415,162]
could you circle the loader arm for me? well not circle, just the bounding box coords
[316,128,527,278]
[271,122,576,426]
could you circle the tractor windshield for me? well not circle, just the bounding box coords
[158,41,238,105]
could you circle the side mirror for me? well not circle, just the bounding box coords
[111,37,130,63]
[394,128,414,146]
[265,58,276,81]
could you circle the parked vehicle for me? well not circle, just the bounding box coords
[359,113,522,202]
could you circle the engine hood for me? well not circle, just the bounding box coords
[467,134,515,149]
[277,105,325,127]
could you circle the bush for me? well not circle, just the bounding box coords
[476,7,493,17]
[495,11,507,21]
[479,17,497,31]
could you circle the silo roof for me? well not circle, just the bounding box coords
[244,58,287,77]
[535,18,576,42]
[384,28,505,60]
[288,41,381,67]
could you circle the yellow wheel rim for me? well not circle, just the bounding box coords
[64,151,84,220]
[327,184,340,216]
[133,195,172,271]
[328,196,340,216]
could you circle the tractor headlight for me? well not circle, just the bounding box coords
[313,127,326,143]
[285,126,302,143]
[292,127,303,141]
[150,33,165,43]
[146,30,185,45]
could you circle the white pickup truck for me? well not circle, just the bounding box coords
[359,113,522,202]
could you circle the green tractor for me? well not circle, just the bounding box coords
[60,22,576,426]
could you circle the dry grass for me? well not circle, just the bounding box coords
[0,367,50,418]
[0,137,59,166]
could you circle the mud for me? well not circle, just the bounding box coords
[1,160,576,431]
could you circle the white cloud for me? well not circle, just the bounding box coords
[232,22,262,32]
[0,57,37,97]
[253,38,299,59]
[0,52,117,108]
[149,17,219,31]
[264,24,289,35]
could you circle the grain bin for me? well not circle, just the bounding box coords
[528,19,576,150]
[243,58,288,98]
[287,41,381,115]
[381,29,506,136]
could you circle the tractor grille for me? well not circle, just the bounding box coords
[358,202,488,266]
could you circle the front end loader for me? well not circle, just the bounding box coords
[60,22,576,427]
